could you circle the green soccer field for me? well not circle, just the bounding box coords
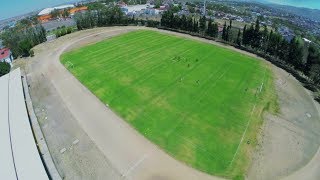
[61,30,278,178]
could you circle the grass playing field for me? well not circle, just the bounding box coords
[61,30,278,178]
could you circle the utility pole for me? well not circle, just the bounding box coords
[203,0,206,16]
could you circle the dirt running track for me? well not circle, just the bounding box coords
[19,26,320,180]
[24,27,221,180]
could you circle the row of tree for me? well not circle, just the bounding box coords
[74,5,162,29]
[160,13,320,87]
[75,6,128,30]
[1,19,47,57]
[241,19,320,85]
[55,26,74,37]
[161,11,219,38]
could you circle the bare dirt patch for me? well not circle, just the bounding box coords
[248,66,320,180]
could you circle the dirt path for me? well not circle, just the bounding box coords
[18,26,320,179]
[247,66,320,180]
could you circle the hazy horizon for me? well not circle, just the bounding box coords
[0,0,80,21]
[260,0,320,10]
[0,0,319,21]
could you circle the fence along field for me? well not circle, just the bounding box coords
[61,30,278,178]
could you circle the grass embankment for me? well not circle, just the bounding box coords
[61,30,278,179]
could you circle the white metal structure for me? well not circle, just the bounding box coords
[38,4,75,16]
[0,73,17,180]
[0,68,48,180]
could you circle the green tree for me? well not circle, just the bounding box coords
[62,9,70,18]
[278,38,289,61]
[252,19,261,48]
[212,23,218,38]
[187,16,193,32]
[87,2,106,10]
[206,18,213,37]
[261,25,269,51]
[193,19,199,33]
[1,23,46,58]
[305,45,320,75]
[50,9,60,18]
[171,6,180,13]
[288,37,305,70]
[199,15,206,33]
[309,64,320,84]
[226,25,230,41]
[19,39,33,56]
[222,21,227,41]
[266,30,282,57]
[181,15,187,30]
[242,25,248,45]
[0,62,10,77]
[154,0,161,8]
[160,11,174,28]
[247,24,255,46]
[236,29,241,46]
[227,20,232,42]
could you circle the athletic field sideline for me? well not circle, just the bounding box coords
[61,30,277,178]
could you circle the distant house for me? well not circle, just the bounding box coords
[120,4,155,15]
[303,38,312,43]
[0,48,13,66]
[38,5,88,22]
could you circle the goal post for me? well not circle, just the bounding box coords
[65,61,74,69]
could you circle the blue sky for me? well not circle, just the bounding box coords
[0,0,319,20]
[261,0,320,9]
[0,0,79,20]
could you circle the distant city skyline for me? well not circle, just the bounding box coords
[0,0,319,21]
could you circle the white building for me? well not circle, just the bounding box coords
[121,4,154,15]
[38,4,75,16]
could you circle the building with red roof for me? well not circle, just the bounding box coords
[0,48,13,66]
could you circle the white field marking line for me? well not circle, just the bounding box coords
[229,67,267,167]
[86,32,172,59]
[65,61,74,68]
[84,33,155,58]
[166,65,232,141]
[104,41,194,76]
[123,53,210,116]
[110,48,195,104]
[88,33,180,66]
[122,154,148,178]
[178,134,224,161]
[61,28,133,53]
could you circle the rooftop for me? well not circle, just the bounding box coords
[0,48,10,60]
[38,4,75,16]
[121,4,154,13]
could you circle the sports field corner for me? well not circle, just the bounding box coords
[60,30,278,178]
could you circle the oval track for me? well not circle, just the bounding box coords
[23,26,320,180]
